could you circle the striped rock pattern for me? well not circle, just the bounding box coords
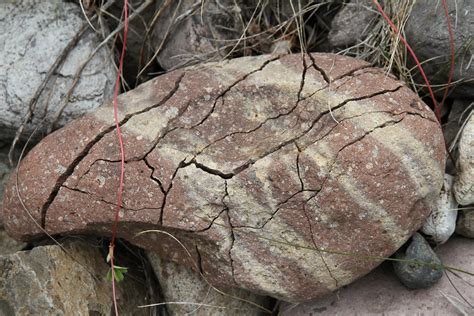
[2,54,445,302]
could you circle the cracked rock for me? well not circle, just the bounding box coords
[0,0,116,141]
[2,53,445,302]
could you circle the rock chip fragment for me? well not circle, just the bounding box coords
[0,0,116,141]
[393,233,443,289]
[2,53,445,302]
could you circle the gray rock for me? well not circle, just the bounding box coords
[279,236,474,315]
[0,241,112,315]
[454,112,474,205]
[147,251,272,316]
[0,0,116,141]
[0,229,26,255]
[405,0,474,97]
[421,174,458,244]
[443,100,472,149]
[0,239,151,315]
[393,233,443,289]
[328,0,377,48]
[328,0,473,97]
[444,100,472,174]
[456,209,474,238]
[152,0,244,70]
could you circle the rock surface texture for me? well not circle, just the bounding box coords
[0,229,26,255]
[148,252,272,315]
[0,0,116,141]
[152,0,243,70]
[2,53,445,302]
[393,233,443,289]
[328,0,376,48]
[456,210,474,238]
[0,240,149,315]
[454,113,474,205]
[405,0,473,97]
[329,0,473,97]
[421,174,458,244]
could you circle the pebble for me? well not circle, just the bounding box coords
[393,233,443,289]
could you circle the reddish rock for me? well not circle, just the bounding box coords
[1,53,445,302]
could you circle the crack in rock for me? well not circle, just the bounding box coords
[39,74,185,227]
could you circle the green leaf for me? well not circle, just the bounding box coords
[115,269,124,282]
[106,269,113,282]
[105,266,128,283]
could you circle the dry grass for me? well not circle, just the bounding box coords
[335,1,419,91]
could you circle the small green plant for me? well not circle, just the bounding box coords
[106,265,128,283]
[106,251,128,283]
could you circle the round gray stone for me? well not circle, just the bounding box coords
[393,233,443,289]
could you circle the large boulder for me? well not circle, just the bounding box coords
[0,0,116,141]
[2,53,445,302]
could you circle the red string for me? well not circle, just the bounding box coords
[372,0,441,123]
[109,0,129,315]
[440,0,455,108]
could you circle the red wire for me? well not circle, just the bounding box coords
[109,0,129,315]
[372,0,441,123]
[440,0,455,108]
